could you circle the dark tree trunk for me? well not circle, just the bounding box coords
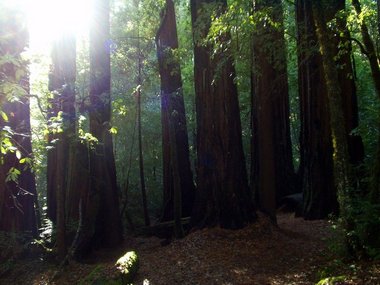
[156,0,195,223]
[296,0,337,219]
[0,10,38,236]
[73,0,122,258]
[190,0,255,229]
[251,0,295,221]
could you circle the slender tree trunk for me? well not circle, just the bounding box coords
[136,85,150,226]
[156,0,195,224]
[190,0,255,229]
[132,0,150,228]
[251,0,295,221]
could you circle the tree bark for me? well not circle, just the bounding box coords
[190,0,255,229]
[156,0,195,224]
[251,0,295,222]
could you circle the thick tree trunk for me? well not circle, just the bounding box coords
[251,0,295,221]
[0,10,38,236]
[156,0,195,224]
[296,0,337,219]
[74,0,122,258]
[190,0,255,229]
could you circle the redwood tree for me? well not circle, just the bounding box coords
[251,0,295,221]
[156,0,195,224]
[190,0,255,229]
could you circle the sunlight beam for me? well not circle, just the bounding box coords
[25,0,92,49]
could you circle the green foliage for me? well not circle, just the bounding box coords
[5,167,21,182]
[115,251,139,283]
[348,198,380,259]
[111,0,165,224]
[316,275,347,285]
[328,194,380,259]
[76,251,140,284]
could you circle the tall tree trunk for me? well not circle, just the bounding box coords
[0,9,38,236]
[296,0,337,219]
[74,0,122,258]
[190,0,255,229]
[251,0,295,221]
[137,85,150,226]
[136,53,150,227]
[156,0,195,224]
[312,1,354,223]
[135,8,150,226]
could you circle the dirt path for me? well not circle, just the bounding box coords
[132,213,333,285]
[1,213,379,284]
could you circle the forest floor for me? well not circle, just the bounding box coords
[1,212,380,285]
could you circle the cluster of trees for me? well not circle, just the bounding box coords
[1,0,380,259]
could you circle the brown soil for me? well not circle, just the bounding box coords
[1,213,379,285]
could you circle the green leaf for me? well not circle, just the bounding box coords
[109,127,118,134]
[0,111,8,122]
[6,167,21,182]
